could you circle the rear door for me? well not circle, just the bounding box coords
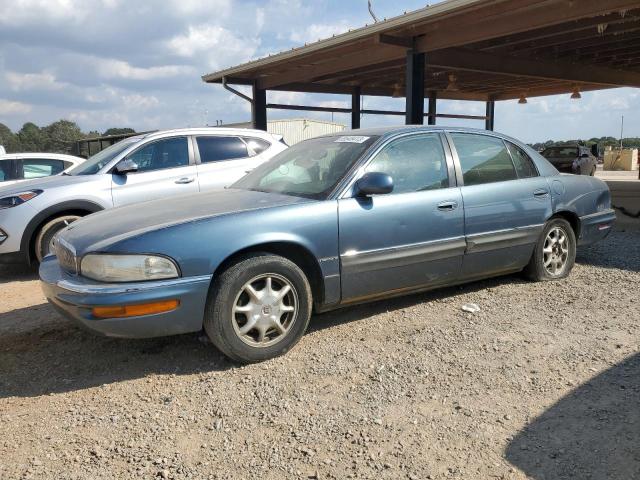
[446,132,552,279]
[111,136,198,207]
[338,132,465,301]
[194,135,266,192]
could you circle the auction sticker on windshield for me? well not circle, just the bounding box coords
[334,136,370,143]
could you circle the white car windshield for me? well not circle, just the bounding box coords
[67,137,142,175]
[232,135,380,199]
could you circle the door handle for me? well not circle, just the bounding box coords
[533,189,549,198]
[175,177,195,184]
[437,201,458,211]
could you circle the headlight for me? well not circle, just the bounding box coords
[0,190,42,209]
[80,254,180,282]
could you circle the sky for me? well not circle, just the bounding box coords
[0,0,637,144]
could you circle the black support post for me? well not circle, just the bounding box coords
[252,82,267,131]
[427,91,437,125]
[405,50,425,125]
[351,87,361,130]
[485,99,495,131]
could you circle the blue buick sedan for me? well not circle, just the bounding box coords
[41,127,615,363]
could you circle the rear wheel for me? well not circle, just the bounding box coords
[204,254,312,363]
[524,218,576,281]
[34,215,81,262]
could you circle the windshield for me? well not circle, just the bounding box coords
[231,135,380,199]
[542,146,578,159]
[67,137,142,175]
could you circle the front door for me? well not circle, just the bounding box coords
[111,136,198,207]
[446,132,553,278]
[338,132,465,302]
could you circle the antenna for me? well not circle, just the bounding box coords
[368,0,378,23]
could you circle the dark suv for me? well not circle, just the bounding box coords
[540,145,597,176]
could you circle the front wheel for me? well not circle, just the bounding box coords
[34,215,81,262]
[524,218,576,281]
[204,254,312,363]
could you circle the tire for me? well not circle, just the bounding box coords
[524,218,576,281]
[204,253,313,363]
[34,215,81,262]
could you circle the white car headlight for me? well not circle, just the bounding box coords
[80,254,180,282]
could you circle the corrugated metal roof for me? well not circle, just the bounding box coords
[202,0,489,82]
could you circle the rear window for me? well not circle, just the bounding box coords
[542,146,578,158]
[450,133,517,186]
[197,136,248,163]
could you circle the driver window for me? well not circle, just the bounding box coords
[365,134,449,194]
[125,137,189,173]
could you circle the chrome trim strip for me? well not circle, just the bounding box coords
[466,224,543,253]
[55,274,213,295]
[341,236,466,273]
[579,209,615,220]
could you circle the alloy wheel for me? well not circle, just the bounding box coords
[543,226,569,276]
[231,273,298,347]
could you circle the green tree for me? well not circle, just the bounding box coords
[42,120,85,153]
[17,122,45,152]
[103,127,135,136]
[0,123,21,153]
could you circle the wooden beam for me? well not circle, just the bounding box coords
[414,0,640,53]
[376,33,413,48]
[257,45,403,89]
[427,48,640,87]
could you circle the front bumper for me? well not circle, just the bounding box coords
[578,209,616,246]
[0,202,35,260]
[39,256,212,338]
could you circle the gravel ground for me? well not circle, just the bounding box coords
[0,227,638,480]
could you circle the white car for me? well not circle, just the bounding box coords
[0,153,85,186]
[0,128,287,264]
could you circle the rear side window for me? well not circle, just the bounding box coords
[197,136,248,163]
[20,159,66,179]
[506,142,538,178]
[125,137,189,172]
[242,137,271,156]
[450,133,517,186]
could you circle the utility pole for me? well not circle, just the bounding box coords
[620,115,624,151]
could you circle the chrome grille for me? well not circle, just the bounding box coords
[54,237,78,274]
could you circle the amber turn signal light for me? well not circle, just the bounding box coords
[92,300,180,319]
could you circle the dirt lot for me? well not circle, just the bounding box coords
[0,227,638,480]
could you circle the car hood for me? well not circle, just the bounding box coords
[61,189,315,253]
[0,173,103,196]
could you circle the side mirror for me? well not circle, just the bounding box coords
[354,172,394,197]
[114,159,138,175]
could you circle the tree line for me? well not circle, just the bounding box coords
[0,120,135,155]
[530,137,640,152]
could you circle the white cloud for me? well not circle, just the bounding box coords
[0,98,32,114]
[167,24,260,70]
[289,20,352,44]
[5,71,66,91]
[92,59,190,81]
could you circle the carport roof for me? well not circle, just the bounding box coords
[202,0,640,101]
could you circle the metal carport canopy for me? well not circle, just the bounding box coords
[202,0,640,130]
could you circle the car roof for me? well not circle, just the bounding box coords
[137,127,280,141]
[315,125,529,145]
[0,153,84,161]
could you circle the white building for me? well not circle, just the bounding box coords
[224,118,345,145]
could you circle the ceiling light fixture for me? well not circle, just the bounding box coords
[446,73,459,91]
[571,86,582,100]
[518,94,528,104]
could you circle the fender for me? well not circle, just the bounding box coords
[21,200,104,264]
